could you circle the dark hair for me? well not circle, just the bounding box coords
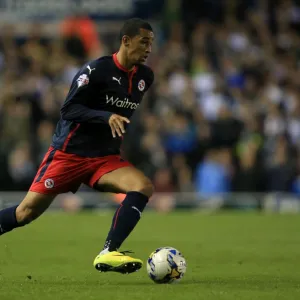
[119,18,153,42]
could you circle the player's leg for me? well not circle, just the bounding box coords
[92,166,154,273]
[0,146,83,236]
[97,166,153,252]
[0,146,59,236]
[0,191,56,235]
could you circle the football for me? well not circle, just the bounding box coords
[146,247,187,284]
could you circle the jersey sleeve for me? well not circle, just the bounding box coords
[60,61,113,124]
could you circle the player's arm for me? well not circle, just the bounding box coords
[60,83,112,125]
[60,65,130,137]
[62,99,130,137]
[61,100,113,124]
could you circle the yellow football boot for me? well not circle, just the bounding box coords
[93,251,143,274]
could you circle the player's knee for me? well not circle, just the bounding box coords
[132,178,154,198]
[16,205,41,224]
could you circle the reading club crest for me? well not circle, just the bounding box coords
[45,179,54,189]
[138,79,145,91]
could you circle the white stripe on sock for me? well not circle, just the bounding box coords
[132,206,142,217]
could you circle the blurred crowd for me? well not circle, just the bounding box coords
[1,0,300,198]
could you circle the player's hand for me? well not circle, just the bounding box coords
[108,114,130,138]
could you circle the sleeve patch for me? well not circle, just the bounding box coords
[77,74,89,88]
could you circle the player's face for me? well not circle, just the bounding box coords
[128,29,154,64]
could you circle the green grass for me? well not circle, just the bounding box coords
[1,211,300,300]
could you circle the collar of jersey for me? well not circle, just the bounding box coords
[113,52,137,73]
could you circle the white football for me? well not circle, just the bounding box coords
[146,247,187,284]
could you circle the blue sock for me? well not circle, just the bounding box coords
[0,205,23,235]
[103,191,149,251]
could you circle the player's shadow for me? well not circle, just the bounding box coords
[36,279,202,286]
[102,279,203,286]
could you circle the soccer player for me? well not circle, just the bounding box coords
[0,18,154,274]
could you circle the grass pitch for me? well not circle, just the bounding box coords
[0,210,300,300]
